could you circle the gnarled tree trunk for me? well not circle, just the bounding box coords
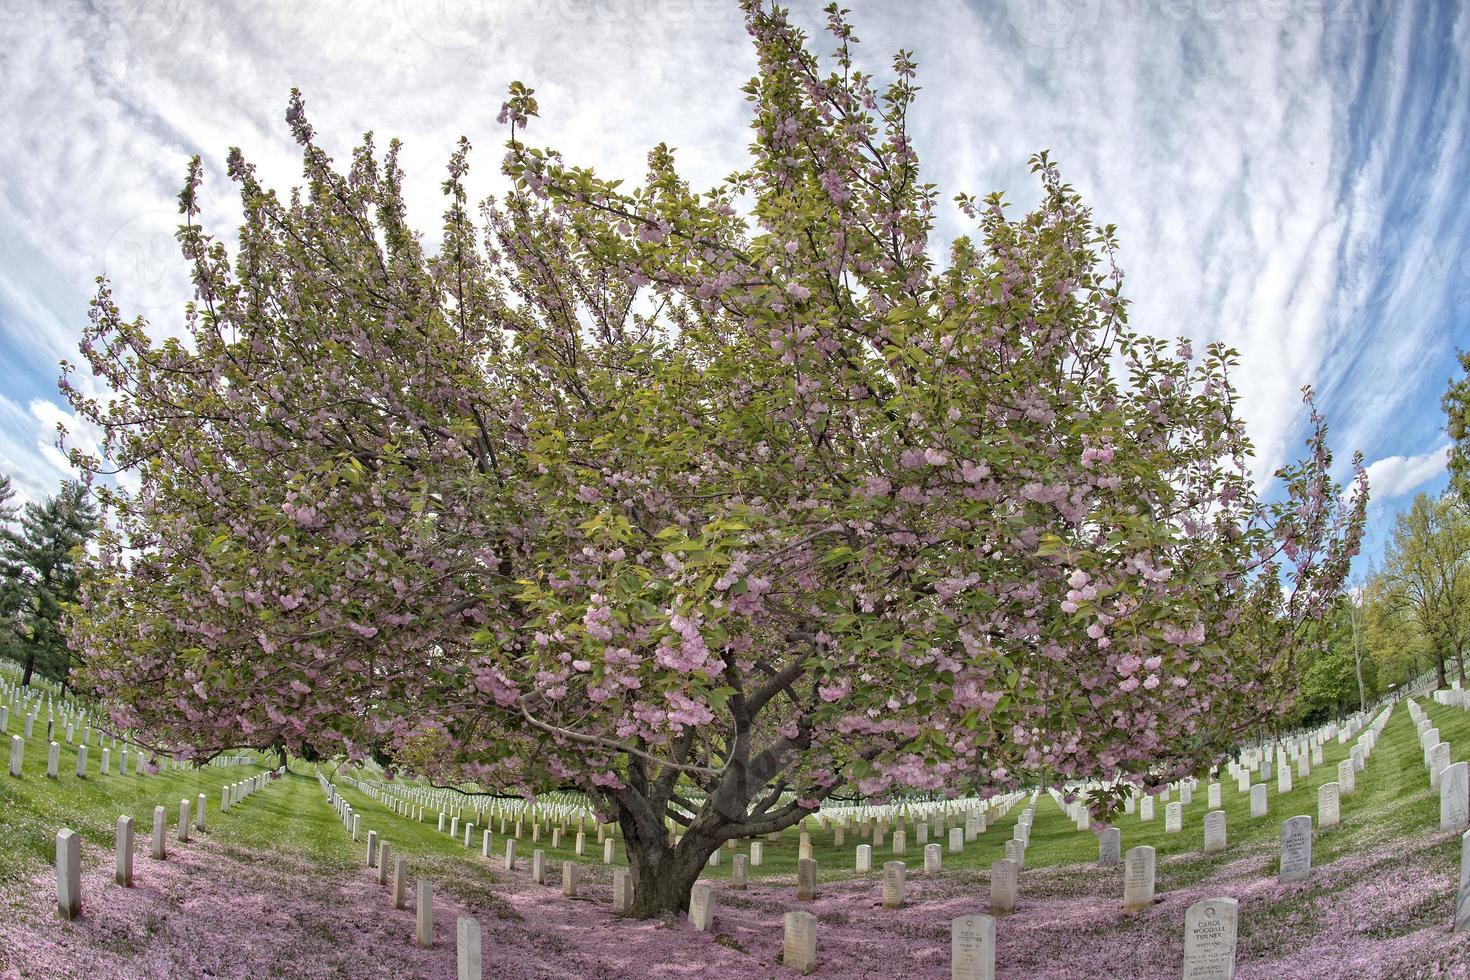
[618,816,722,918]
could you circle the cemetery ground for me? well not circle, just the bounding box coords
[2,697,1469,977]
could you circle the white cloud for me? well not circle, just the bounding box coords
[0,394,81,504]
[1363,445,1449,500]
[0,0,1463,546]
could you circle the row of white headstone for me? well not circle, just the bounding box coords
[319,771,489,980]
[321,696,1407,978]
[1406,698,1470,833]
[768,881,1239,977]
[335,767,603,841]
[1044,703,1393,878]
[52,766,281,922]
[340,757,1029,861]
[1410,695,1470,937]
[332,763,1026,888]
[333,697,1456,980]
[8,726,259,780]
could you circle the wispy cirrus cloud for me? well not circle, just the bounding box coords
[0,0,1464,567]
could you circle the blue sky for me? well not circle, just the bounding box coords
[0,0,1465,572]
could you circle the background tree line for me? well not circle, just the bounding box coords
[1312,352,1470,717]
[0,473,98,687]
[1282,355,1470,728]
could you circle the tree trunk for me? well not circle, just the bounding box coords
[1349,602,1367,711]
[617,807,721,918]
[20,647,34,687]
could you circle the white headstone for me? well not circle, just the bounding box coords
[783,910,817,975]
[612,868,634,911]
[456,916,481,980]
[1182,896,1238,979]
[151,805,167,859]
[1123,845,1155,911]
[990,858,1018,916]
[56,828,81,921]
[379,841,393,887]
[115,815,133,887]
[1099,827,1121,867]
[882,860,906,909]
[1203,810,1227,855]
[561,859,578,897]
[1278,815,1312,884]
[1337,758,1356,795]
[1249,784,1267,819]
[1431,742,1452,789]
[1443,762,1470,832]
[1207,783,1221,809]
[1165,802,1182,833]
[393,857,408,910]
[416,879,433,947]
[8,734,21,777]
[1317,782,1340,829]
[950,913,996,980]
[689,881,715,931]
[797,857,818,900]
[924,843,942,872]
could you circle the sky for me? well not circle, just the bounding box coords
[0,0,1466,571]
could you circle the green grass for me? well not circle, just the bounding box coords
[321,693,1465,893]
[0,709,359,888]
[2,690,1461,900]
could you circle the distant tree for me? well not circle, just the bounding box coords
[1289,597,1377,727]
[0,480,99,686]
[0,474,22,665]
[1377,492,1470,689]
[1442,350,1470,500]
[1362,571,1431,689]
